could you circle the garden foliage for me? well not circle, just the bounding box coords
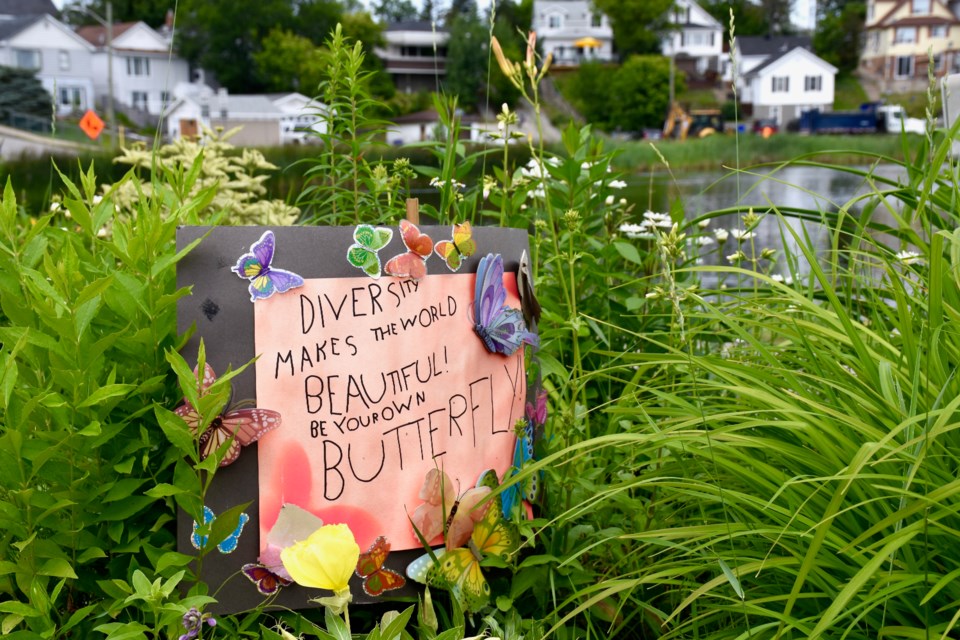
[1,22,960,640]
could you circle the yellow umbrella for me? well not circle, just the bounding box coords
[574,37,601,48]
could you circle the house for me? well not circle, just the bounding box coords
[376,21,447,94]
[164,87,327,146]
[386,108,482,145]
[737,42,838,124]
[269,92,328,144]
[532,0,614,66]
[76,21,190,119]
[0,0,56,20]
[861,0,960,92]
[728,35,815,81]
[0,14,96,115]
[662,0,724,78]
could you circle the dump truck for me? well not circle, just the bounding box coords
[797,103,925,135]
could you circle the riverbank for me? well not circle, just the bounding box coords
[609,132,913,173]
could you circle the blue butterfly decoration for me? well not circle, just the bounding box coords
[191,506,249,554]
[501,418,541,518]
[232,230,305,302]
[474,253,539,356]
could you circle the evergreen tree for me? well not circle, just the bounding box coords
[814,1,865,73]
[0,66,53,124]
[373,0,418,23]
[442,11,486,110]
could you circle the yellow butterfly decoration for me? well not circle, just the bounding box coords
[406,470,518,612]
[434,222,477,272]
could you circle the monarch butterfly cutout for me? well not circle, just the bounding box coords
[355,536,406,597]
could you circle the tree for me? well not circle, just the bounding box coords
[702,0,770,39]
[420,0,436,22]
[177,0,295,92]
[373,0,417,23]
[0,66,52,124]
[759,0,795,34]
[445,0,477,25]
[442,11,487,110]
[61,0,171,28]
[813,1,865,73]
[293,0,345,45]
[591,0,675,57]
[253,29,328,94]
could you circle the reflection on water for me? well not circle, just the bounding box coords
[638,164,908,283]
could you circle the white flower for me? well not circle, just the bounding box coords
[605,195,615,206]
[731,229,755,241]
[727,251,745,263]
[620,198,627,205]
[97,227,108,237]
[92,194,103,204]
[697,236,714,246]
[609,179,627,189]
[771,274,784,283]
[49,202,61,212]
[895,250,923,265]
[891,327,901,337]
[698,219,710,228]
[619,223,653,240]
[714,228,729,242]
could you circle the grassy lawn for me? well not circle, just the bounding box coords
[678,87,722,109]
[834,72,871,110]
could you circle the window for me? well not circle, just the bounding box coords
[200,103,210,118]
[131,91,148,110]
[14,49,40,70]
[59,87,82,108]
[895,27,917,43]
[126,56,150,76]
[591,13,602,28]
[912,0,930,14]
[685,31,715,47]
[934,53,944,72]
[160,91,171,107]
[58,50,70,71]
[804,75,822,91]
[771,76,789,92]
[932,24,948,38]
[547,13,562,29]
[896,55,915,77]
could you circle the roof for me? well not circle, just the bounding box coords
[0,0,56,16]
[744,46,837,77]
[0,13,38,39]
[874,0,959,27]
[75,21,139,46]
[385,20,447,33]
[737,35,812,57]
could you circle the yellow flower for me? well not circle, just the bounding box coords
[280,524,359,594]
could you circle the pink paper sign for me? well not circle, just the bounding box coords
[254,274,525,551]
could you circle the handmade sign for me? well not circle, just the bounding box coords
[175,226,537,613]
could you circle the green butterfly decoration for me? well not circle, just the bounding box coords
[347,224,394,279]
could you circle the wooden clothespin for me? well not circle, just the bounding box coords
[405,198,419,224]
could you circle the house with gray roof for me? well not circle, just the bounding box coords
[734,36,837,124]
[0,0,57,20]
[376,20,448,94]
[0,13,96,115]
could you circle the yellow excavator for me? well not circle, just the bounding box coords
[663,102,723,140]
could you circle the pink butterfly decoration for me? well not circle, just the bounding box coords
[410,468,492,550]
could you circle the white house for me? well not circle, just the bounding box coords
[532,0,614,66]
[739,45,838,124]
[376,21,448,94]
[269,92,328,144]
[76,21,190,118]
[0,14,96,115]
[727,35,815,81]
[662,0,724,77]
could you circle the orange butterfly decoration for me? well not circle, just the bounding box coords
[355,536,406,596]
[385,220,433,279]
[174,363,281,467]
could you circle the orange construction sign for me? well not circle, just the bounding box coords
[79,110,105,140]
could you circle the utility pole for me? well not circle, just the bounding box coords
[82,2,116,150]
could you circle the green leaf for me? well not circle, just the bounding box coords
[718,559,744,600]
[37,558,77,579]
[154,406,197,458]
[77,384,136,408]
[145,483,186,499]
[613,241,642,264]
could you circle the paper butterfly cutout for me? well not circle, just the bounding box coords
[232,230,305,302]
[410,468,492,551]
[355,536,406,596]
[242,563,292,596]
[434,222,477,272]
[191,506,249,554]
[406,470,518,613]
[474,253,540,356]
[526,388,547,426]
[174,363,281,467]
[347,224,394,278]
[385,220,433,279]
[518,250,542,327]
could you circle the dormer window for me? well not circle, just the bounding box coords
[912,0,930,14]
[547,13,562,29]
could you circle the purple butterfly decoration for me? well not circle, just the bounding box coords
[241,562,292,596]
[232,230,305,302]
[474,253,539,356]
